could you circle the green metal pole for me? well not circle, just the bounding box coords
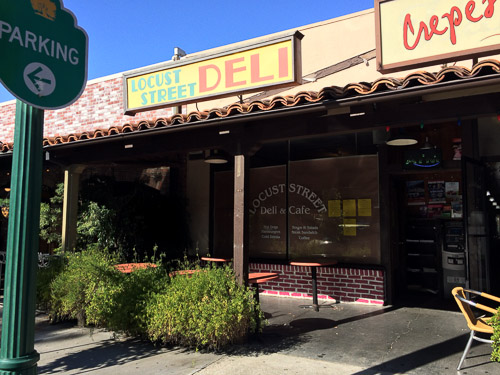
[0,100,44,374]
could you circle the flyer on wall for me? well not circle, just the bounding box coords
[428,181,446,204]
[407,180,425,205]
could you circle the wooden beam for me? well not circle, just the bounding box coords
[61,165,86,252]
[233,154,248,285]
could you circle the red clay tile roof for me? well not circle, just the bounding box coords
[1,59,499,154]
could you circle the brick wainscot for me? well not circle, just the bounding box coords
[249,263,385,305]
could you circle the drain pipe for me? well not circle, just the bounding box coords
[171,47,187,116]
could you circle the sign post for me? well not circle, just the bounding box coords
[0,1,87,374]
[0,101,44,375]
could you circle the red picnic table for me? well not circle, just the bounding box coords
[200,256,231,266]
[248,272,279,303]
[114,263,157,273]
[169,269,204,277]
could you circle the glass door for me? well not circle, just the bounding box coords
[462,157,491,292]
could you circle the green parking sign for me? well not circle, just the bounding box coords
[0,0,88,109]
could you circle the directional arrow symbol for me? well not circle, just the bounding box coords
[27,66,52,92]
[23,62,56,97]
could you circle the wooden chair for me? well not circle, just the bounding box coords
[452,287,500,370]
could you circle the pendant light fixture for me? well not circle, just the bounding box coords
[386,128,418,146]
[204,149,228,164]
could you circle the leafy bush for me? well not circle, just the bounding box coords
[490,308,500,362]
[145,265,265,350]
[85,262,169,336]
[44,250,265,349]
[39,183,119,253]
[39,183,64,248]
[48,246,169,335]
[76,201,118,253]
[49,246,121,325]
[36,255,66,312]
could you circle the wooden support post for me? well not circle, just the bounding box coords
[233,154,248,285]
[61,165,85,253]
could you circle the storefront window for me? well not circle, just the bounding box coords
[288,156,380,263]
[213,133,381,265]
[248,166,287,259]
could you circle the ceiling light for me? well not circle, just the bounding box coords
[204,150,228,164]
[386,131,418,146]
[350,111,365,117]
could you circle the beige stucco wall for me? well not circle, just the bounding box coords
[184,9,380,113]
[183,8,498,114]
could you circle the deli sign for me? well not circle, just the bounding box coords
[123,32,302,114]
[375,0,500,73]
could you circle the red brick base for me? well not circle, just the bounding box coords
[249,263,385,305]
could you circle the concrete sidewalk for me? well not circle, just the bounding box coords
[2,295,499,374]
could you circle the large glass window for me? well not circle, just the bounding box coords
[288,155,380,263]
[248,166,287,259]
[213,133,381,265]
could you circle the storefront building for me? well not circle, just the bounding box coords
[1,5,499,305]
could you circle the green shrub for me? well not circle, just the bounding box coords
[85,263,169,336]
[145,265,265,350]
[76,201,118,254]
[490,308,500,362]
[36,255,66,312]
[46,250,266,349]
[39,183,64,249]
[48,246,169,335]
[49,247,121,325]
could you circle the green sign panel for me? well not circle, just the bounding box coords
[0,0,88,109]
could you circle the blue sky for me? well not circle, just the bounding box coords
[0,0,374,103]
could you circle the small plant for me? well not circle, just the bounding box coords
[490,307,500,362]
[145,264,265,350]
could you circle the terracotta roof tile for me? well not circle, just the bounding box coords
[1,59,499,154]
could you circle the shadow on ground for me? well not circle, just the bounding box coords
[348,334,478,374]
[226,306,400,357]
[37,338,169,374]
